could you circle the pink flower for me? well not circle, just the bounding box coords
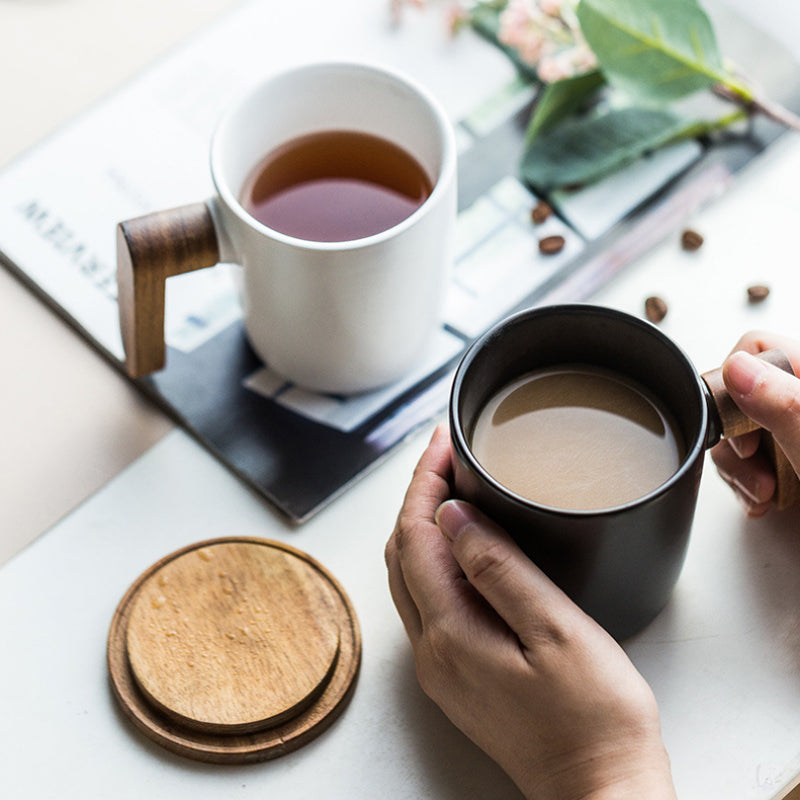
[392,0,597,81]
[444,3,470,36]
[537,50,572,82]
[496,0,596,79]
[537,41,597,81]
[540,0,563,16]
[498,0,548,64]
[390,0,428,25]
[572,39,598,72]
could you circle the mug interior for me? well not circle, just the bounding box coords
[452,304,708,511]
[211,61,454,242]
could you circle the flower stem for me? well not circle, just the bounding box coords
[713,82,800,133]
[677,108,750,140]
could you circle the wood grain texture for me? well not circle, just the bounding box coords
[117,202,219,378]
[702,348,800,510]
[108,538,361,763]
[125,541,341,734]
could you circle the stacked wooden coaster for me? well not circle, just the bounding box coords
[107,537,361,763]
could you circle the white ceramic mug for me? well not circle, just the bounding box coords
[117,61,457,394]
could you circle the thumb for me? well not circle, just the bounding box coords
[723,351,800,468]
[435,500,584,639]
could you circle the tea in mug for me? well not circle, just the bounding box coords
[240,129,432,242]
[470,365,684,511]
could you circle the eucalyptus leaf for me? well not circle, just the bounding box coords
[577,0,737,104]
[526,69,605,142]
[521,106,690,191]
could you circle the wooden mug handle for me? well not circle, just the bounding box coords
[117,202,220,378]
[701,349,800,510]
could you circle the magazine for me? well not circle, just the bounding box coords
[1,0,798,521]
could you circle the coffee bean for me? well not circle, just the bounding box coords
[531,200,553,225]
[538,234,565,255]
[645,296,668,323]
[681,229,704,251]
[747,284,770,303]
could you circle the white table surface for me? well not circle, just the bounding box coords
[3,1,800,798]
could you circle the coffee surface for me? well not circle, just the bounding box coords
[470,366,684,510]
[241,130,432,242]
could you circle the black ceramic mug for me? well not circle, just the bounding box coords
[449,304,799,640]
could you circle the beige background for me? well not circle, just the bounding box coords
[0,0,243,561]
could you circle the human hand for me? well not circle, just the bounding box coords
[385,424,677,800]
[710,331,800,517]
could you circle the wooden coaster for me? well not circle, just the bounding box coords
[108,537,361,763]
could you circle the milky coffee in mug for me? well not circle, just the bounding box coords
[451,305,800,640]
[449,304,710,640]
[469,364,685,511]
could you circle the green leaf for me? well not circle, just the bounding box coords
[520,106,690,191]
[525,69,606,142]
[576,0,731,104]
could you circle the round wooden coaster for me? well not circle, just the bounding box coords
[108,537,361,764]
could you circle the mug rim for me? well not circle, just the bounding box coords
[209,60,457,253]
[449,303,709,518]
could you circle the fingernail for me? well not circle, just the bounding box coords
[435,500,478,542]
[724,351,767,397]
